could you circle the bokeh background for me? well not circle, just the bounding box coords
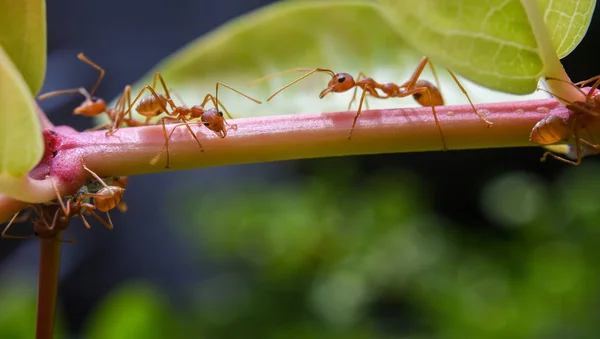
[1,0,600,338]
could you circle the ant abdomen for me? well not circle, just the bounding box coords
[136,93,170,118]
[92,187,125,212]
[530,115,569,145]
[412,80,443,107]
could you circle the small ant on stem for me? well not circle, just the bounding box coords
[37,53,144,135]
[248,56,493,150]
[122,72,261,168]
[530,76,600,165]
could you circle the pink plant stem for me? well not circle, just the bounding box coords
[0,98,581,222]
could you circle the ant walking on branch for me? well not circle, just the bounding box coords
[122,72,262,168]
[37,53,144,135]
[249,56,493,150]
[530,76,600,166]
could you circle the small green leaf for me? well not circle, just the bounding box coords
[374,0,543,94]
[119,0,545,123]
[538,0,596,58]
[0,44,44,177]
[0,0,47,95]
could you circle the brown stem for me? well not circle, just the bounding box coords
[36,236,61,339]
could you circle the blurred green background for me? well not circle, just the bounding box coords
[3,160,600,338]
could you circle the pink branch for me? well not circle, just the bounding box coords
[0,98,576,222]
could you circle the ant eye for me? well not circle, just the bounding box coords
[91,96,99,101]
[218,111,223,117]
[203,122,210,127]
[337,76,345,83]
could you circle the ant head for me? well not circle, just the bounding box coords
[319,73,355,98]
[201,108,227,138]
[74,97,106,116]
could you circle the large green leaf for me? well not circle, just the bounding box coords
[0,44,43,177]
[0,0,47,95]
[118,0,546,122]
[373,0,595,94]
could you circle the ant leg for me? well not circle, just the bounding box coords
[151,116,203,168]
[446,69,493,126]
[77,53,105,97]
[545,77,588,98]
[11,208,33,224]
[107,85,133,136]
[348,72,369,110]
[122,82,176,119]
[81,160,113,193]
[572,75,600,88]
[38,87,92,101]
[1,211,33,239]
[46,175,69,217]
[80,204,114,230]
[541,124,583,166]
[347,86,370,140]
[77,212,93,230]
[400,86,448,150]
[59,228,77,244]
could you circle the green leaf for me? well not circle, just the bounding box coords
[538,0,596,58]
[119,0,545,122]
[374,0,542,94]
[85,282,179,339]
[0,44,43,177]
[373,0,595,94]
[0,0,47,95]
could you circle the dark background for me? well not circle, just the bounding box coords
[1,0,599,337]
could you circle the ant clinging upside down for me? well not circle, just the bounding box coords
[530,75,600,166]
[122,72,262,168]
[249,56,493,150]
[2,163,127,243]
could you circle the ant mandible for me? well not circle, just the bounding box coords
[122,72,262,168]
[249,56,493,150]
[530,76,600,166]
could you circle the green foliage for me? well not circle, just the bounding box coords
[120,0,546,126]
[0,44,43,177]
[0,0,47,95]
[374,0,595,94]
[85,282,180,339]
[0,277,66,339]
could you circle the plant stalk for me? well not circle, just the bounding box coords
[36,236,61,339]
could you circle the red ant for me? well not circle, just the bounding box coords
[530,76,600,165]
[2,204,76,243]
[122,72,262,168]
[249,56,493,150]
[37,53,144,135]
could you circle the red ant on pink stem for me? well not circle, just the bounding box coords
[37,53,145,135]
[530,75,600,165]
[249,56,493,150]
[121,72,262,168]
[1,160,128,242]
